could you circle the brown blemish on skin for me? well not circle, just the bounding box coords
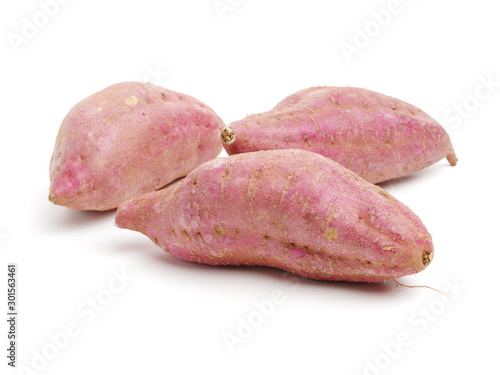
[280,240,304,251]
[222,162,233,180]
[422,250,433,267]
[188,250,201,262]
[358,259,372,266]
[325,197,338,226]
[196,231,203,241]
[213,224,225,240]
[181,230,190,240]
[125,95,139,105]
[309,115,320,132]
[377,189,393,200]
[153,237,159,245]
[301,196,312,214]
[279,176,293,204]
[324,228,338,241]
[48,194,56,204]
[274,219,288,233]
[304,105,320,114]
[241,134,253,148]
[246,169,262,199]
[303,135,311,146]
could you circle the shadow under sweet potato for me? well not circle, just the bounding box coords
[112,237,394,295]
[38,196,116,233]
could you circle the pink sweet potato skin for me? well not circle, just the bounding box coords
[223,87,457,184]
[49,82,225,211]
[116,149,434,282]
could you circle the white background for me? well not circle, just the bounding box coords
[1,1,499,374]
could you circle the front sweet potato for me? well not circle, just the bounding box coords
[116,149,434,282]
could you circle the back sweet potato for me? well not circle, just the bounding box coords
[223,86,457,183]
[49,82,225,210]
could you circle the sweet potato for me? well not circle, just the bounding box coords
[222,86,457,183]
[115,149,434,282]
[49,82,225,210]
